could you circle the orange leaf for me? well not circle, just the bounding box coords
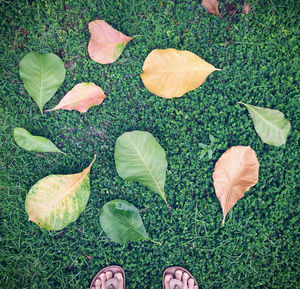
[88,20,133,64]
[212,146,259,226]
[201,0,223,18]
[46,83,105,113]
[140,48,221,98]
[242,2,251,14]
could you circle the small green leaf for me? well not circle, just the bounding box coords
[100,200,160,244]
[209,134,215,144]
[199,143,207,149]
[13,127,65,154]
[239,102,291,146]
[115,131,169,208]
[208,149,213,159]
[19,52,66,114]
[199,150,207,159]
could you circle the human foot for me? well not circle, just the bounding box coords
[163,266,198,289]
[90,265,125,289]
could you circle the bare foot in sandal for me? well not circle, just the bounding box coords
[90,265,125,289]
[163,267,198,289]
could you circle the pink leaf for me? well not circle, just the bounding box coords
[46,83,106,113]
[88,20,133,64]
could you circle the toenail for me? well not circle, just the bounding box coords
[183,273,189,279]
[188,278,194,285]
[115,272,123,280]
[95,279,101,284]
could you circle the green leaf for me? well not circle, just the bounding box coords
[209,134,215,144]
[19,52,66,114]
[199,150,207,159]
[114,131,169,208]
[13,127,65,154]
[25,155,96,230]
[239,102,291,146]
[100,199,160,244]
[199,143,208,149]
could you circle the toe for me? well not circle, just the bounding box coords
[194,286,198,289]
[165,274,172,289]
[175,270,183,281]
[115,272,124,289]
[188,278,194,289]
[115,272,123,281]
[106,270,113,280]
[95,278,101,289]
[100,273,106,284]
[182,272,189,289]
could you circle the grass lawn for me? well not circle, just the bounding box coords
[0,0,299,288]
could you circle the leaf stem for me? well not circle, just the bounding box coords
[149,239,162,245]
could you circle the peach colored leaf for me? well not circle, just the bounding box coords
[88,20,133,64]
[140,48,221,98]
[212,146,259,226]
[46,83,105,113]
[242,2,251,14]
[25,155,96,230]
[201,0,223,18]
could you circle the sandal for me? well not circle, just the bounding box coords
[90,265,125,289]
[162,266,198,289]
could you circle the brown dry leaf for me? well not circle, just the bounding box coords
[88,20,133,64]
[242,2,251,14]
[213,146,259,226]
[225,3,237,15]
[140,48,221,99]
[201,0,223,18]
[46,83,105,113]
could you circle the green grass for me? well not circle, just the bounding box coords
[0,0,299,288]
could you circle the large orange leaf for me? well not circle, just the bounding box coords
[140,48,221,98]
[46,83,105,113]
[212,146,259,226]
[88,20,133,64]
[201,0,223,18]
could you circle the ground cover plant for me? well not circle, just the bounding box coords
[0,0,299,288]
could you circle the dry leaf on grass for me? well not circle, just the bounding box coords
[88,20,133,64]
[213,146,259,226]
[46,83,106,113]
[201,0,223,18]
[242,2,251,14]
[140,48,221,98]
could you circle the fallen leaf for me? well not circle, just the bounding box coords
[239,102,291,146]
[213,146,259,226]
[88,20,133,64]
[46,83,105,113]
[140,48,221,98]
[225,3,237,15]
[201,0,223,18]
[100,199,160,244]
[115,131,170,208]
[13,127,66,154]
[25,155,96,230]
[242,2,251,14]
[19,52,66,114]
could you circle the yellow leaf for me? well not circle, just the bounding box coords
[140,48,221,99]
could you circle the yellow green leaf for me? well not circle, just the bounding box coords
[25,155,96,230]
